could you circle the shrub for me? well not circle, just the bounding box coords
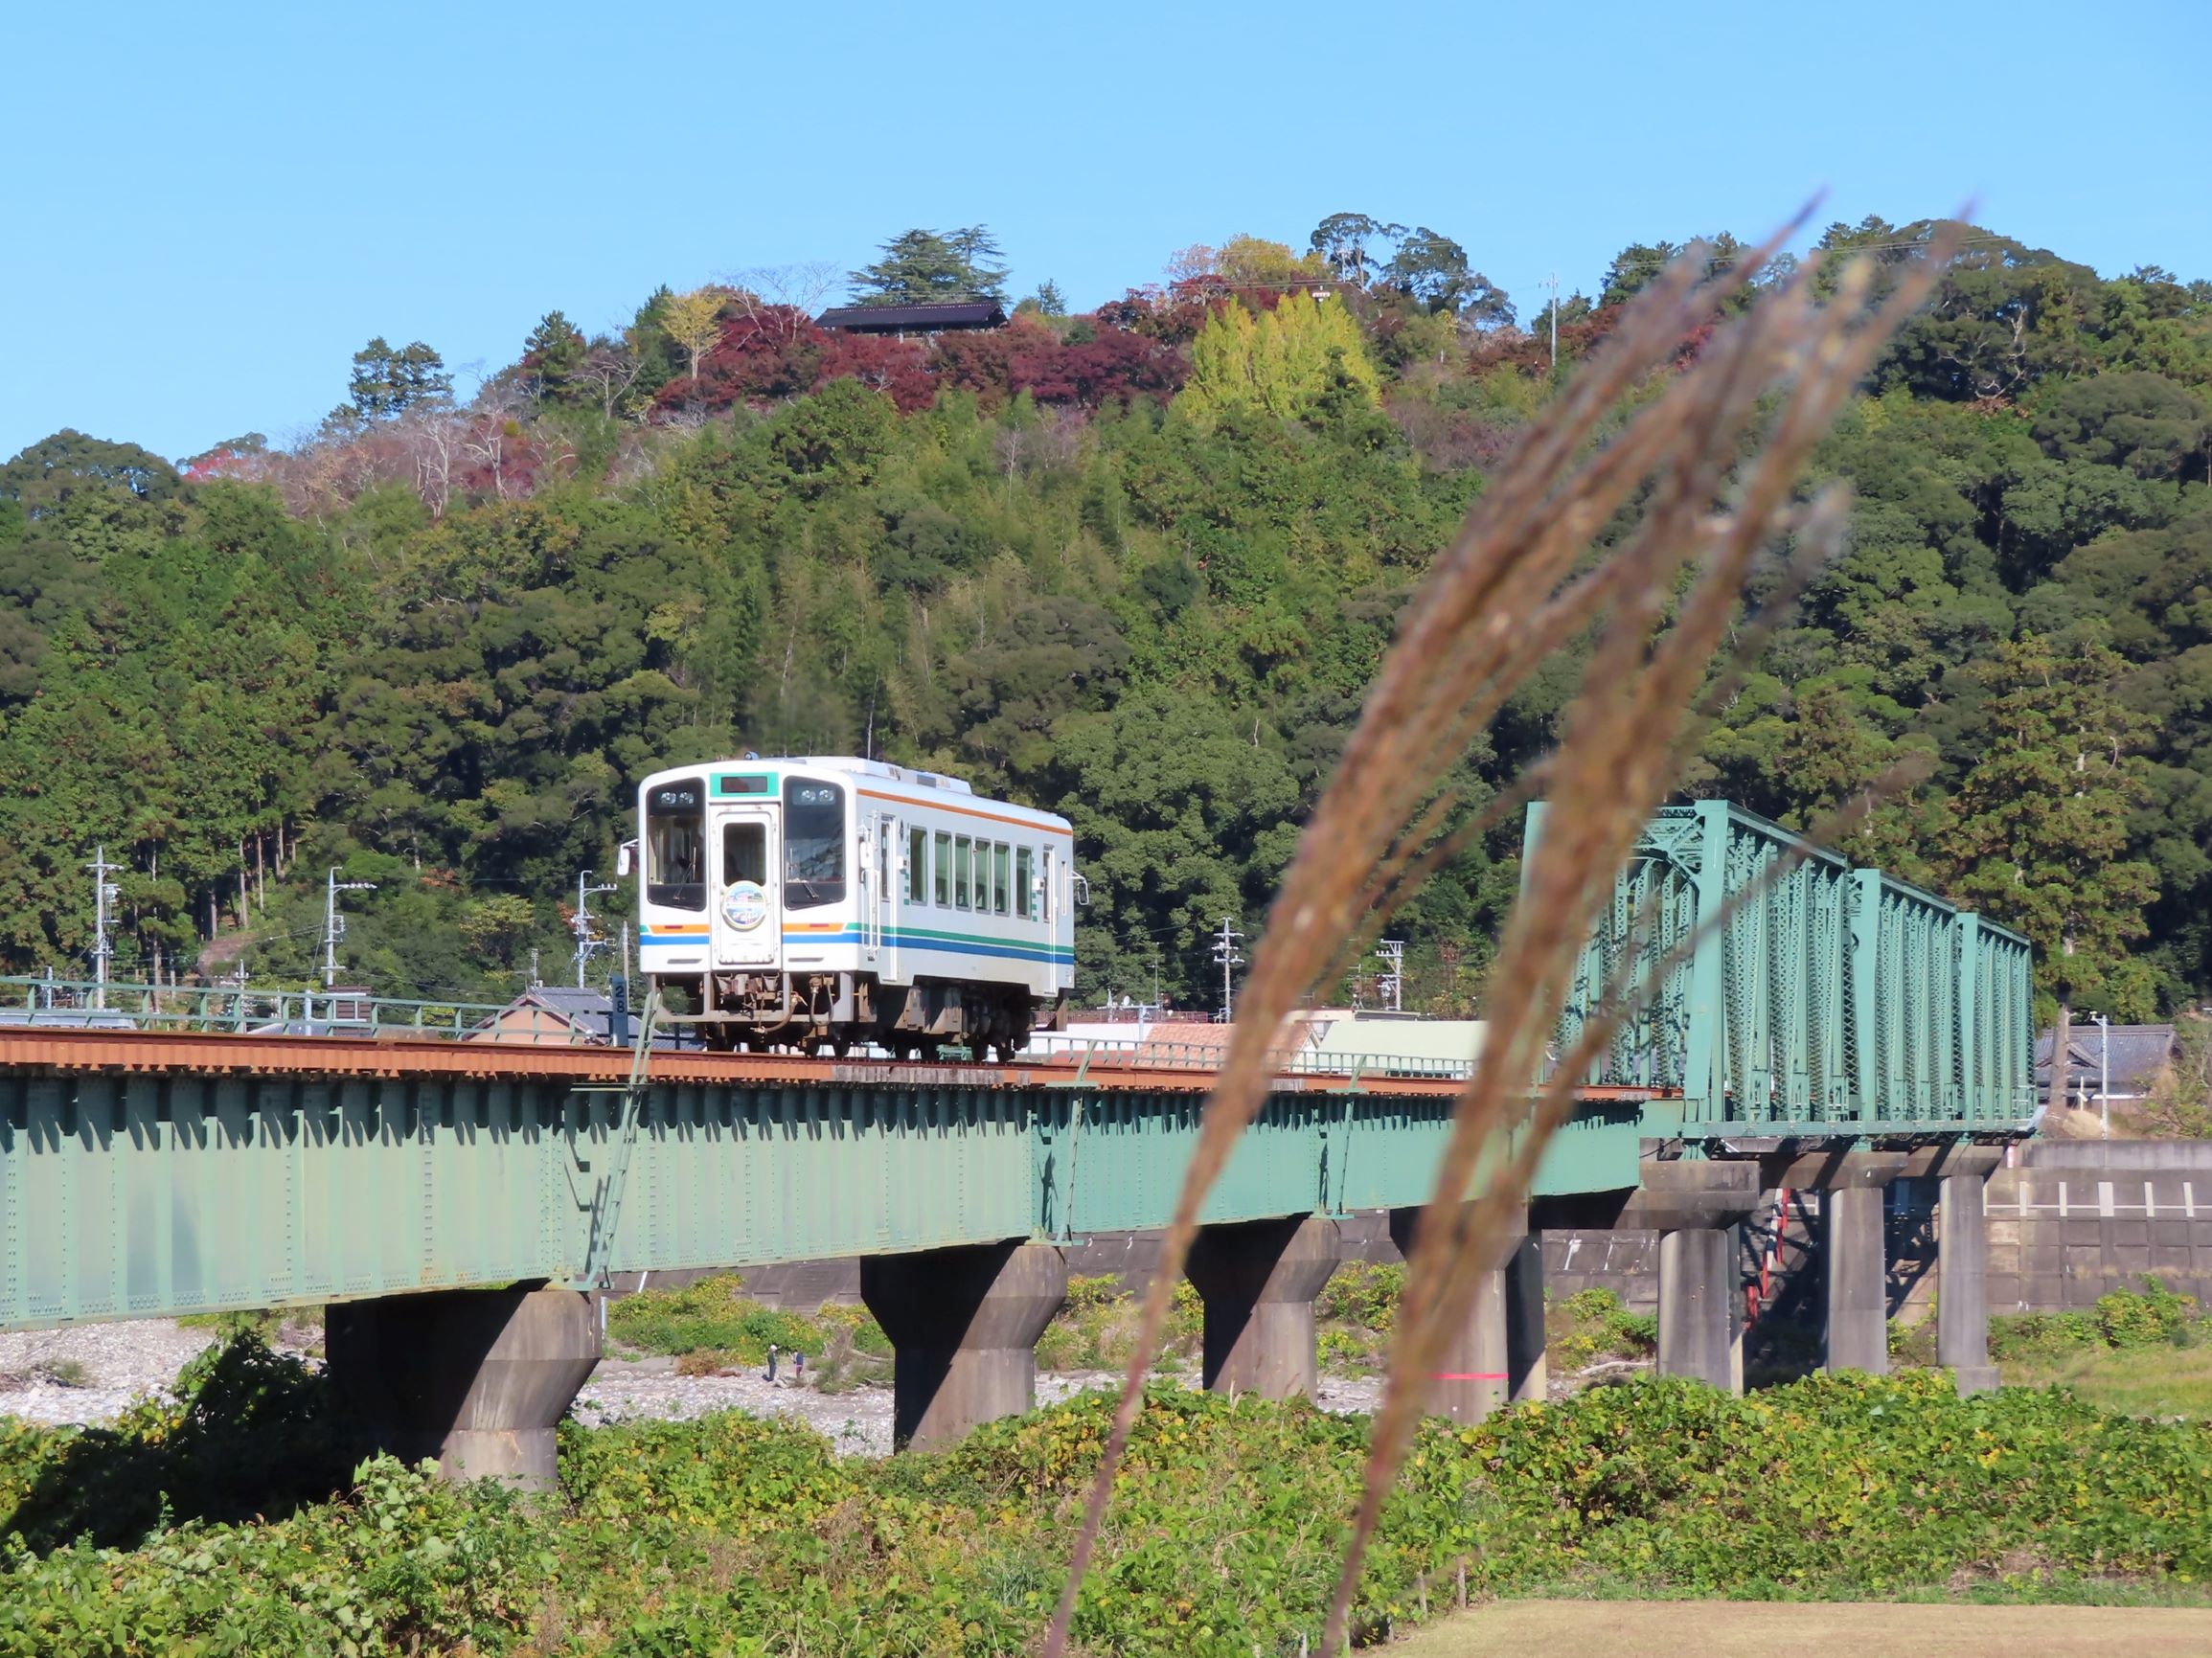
[2096,1279,2198,1348]
[1318,1261,1404,1331]
[11,1351,2212,1656]
[605,1278,824,1362]
[1563,1286,1623,1321]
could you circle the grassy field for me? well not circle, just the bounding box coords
[1396,1600,2212,1657]
[1998,1343,2212,1417]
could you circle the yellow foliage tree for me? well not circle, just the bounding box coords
[1176,293,1380,429]
[661,287,727,384]
[1217,235,1328,289]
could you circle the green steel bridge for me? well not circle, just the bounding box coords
[0,802,2034,1335]
[0,800,2040,1471]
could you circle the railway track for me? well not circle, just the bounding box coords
[0,1026,1664,1101]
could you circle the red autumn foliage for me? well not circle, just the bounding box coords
[814,332,937,412]
[1464,308,1627,378]
[689,305,828,405]
[1011,327,1184,407]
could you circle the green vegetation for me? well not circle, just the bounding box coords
[604,1279,894,1387]
[5,1351,2212,1655]
[1548,1287,1659,1374]
[3,216,2206,1013]
[1979,1280,2212,1416]
[604,1278,837,1365]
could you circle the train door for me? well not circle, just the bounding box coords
[712,805,782,974]
[863,810,901,982]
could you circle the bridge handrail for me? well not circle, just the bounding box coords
[1019,1033,1475,1080]
[0,976,582,1044]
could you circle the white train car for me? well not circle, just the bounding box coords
[627,756,1076,1057]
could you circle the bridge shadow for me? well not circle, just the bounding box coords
[2,1336,360,1552]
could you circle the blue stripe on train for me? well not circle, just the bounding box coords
[641,928,1072,965]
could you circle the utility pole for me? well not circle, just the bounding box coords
[1545,270,1560,371]
[85,846,121,1010]
[1212,917,1244,1024]
[2093,1011,2111,1139]
[574,869,617,988]
[324,866,376,989]
[1375,938,1405,1014]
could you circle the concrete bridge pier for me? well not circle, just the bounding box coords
[325,1282,601,1491]
[1187,1214,1341,1398]
[1821,1186,1890,1374]
[1542,1162,1762,1392]
[1932,1154,2004,1395]
[1505,1230,1549,1403]
[1657,1227,1738,1389]
[860,1239,1068,1451]
[1761,1150,1912,1375]
[1386,1204,1544,1422]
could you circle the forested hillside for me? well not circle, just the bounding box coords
[1,216,2206,1018]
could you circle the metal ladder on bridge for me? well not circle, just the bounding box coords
[577,988,661,1289]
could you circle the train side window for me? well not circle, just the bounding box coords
[992,844,1011,915]
[907,826,927,902]
[1015,848,1033,919]
[953,836,971,909]
[934,832,951,905]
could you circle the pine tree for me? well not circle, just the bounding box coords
[1938,632,2159,1104]
[521,310,587,404]
[848,227,1010,307]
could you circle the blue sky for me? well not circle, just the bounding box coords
[3,0,2205,465]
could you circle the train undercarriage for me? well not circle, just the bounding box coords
[651,970,1063,1061]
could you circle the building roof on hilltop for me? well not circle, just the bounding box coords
[2035,1023,2176,1097]
[815,302,1007,333]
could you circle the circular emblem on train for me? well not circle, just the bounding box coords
[721,880,768,931]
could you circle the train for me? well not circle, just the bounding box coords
[622,756,1077,1056]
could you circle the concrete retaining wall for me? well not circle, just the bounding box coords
[1986,1141,2212,1312]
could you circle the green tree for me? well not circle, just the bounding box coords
[1177,293,1380,430]
[1600,241,1677,307]
[1308,212,1403,284]
[343,338,452,421]
[521,310,588,405]
[1939,634,2160,1096]
[0,430,179,515]
[849,227,1009,307]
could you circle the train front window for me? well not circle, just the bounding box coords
[721,822,766,887]
[992,844,1011,915]
[646,779,706,911]
[1015,848,1034,919]
[782,779,847,910]
[934,832,951,905]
